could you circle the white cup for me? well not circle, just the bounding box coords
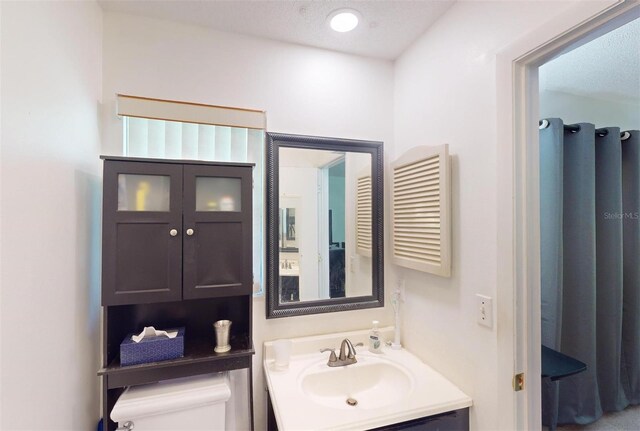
[273,339,292,370]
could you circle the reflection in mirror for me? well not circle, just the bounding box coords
[266,133,383,318]
[278,148,372,304]
[279,198,299,251]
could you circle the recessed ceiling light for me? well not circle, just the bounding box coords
[328,9,360,33]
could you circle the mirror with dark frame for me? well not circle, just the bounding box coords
[266,132,384,318]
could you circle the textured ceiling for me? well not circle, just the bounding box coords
[98,1,638,98]
[540,18,640,104]
[98,0,456,60]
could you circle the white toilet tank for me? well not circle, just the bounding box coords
[111,373,231,431]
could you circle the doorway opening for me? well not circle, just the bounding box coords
[319,155,346,299]
[497,1,640,429]
[537,17,639,430]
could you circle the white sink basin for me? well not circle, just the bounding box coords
[264,328,472,431]
[279,260,299,276]
[299,356,413,410]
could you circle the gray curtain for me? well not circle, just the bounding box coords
[540,119,564,429]
[540,119,639,429]
[622,130,640,405]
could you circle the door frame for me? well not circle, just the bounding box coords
[318,155,346,299]
[495,1,640,429]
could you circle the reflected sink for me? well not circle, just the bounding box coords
[299,357,413,410]
[280,260,299,276]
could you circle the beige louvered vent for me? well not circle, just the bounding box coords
[392,145,451,277]
[356,174,372,257]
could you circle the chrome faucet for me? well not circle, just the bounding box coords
[320,338,364,367]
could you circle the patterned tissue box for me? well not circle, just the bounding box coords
[120,327,185,366]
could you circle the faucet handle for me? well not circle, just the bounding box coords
[348,342,364,358]
[320,348,337,363]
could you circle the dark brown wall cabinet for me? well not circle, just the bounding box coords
[98,156,255,431]
[102,157,253,305]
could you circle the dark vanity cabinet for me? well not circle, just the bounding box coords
[98,156,255,431]
[279,276,299,302]
[369,409,470,431]
[267,392,469,431]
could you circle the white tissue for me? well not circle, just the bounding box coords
[131,326,178,343]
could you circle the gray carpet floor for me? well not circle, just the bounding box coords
[556,405,640,430]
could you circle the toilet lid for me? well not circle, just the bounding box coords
[111,373,231,422]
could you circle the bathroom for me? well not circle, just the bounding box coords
[0,1,638,430]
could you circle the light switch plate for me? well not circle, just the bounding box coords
[476,294,493,328]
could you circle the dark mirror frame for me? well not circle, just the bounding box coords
[266,132,384,318]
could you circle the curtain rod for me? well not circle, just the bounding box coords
[539,120,632,140]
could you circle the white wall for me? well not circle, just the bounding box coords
[0,1,103,430]
[540,89,639,130]
[393,2,598,429]
[102,12,394,429]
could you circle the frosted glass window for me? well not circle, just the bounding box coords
[122,116,265,294]
[118,174,170,211]
[196,177,242,212]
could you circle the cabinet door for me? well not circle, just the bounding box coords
[369,408,469,431]
[182,164,253,299]
[102,161,183,305]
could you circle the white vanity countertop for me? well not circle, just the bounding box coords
[264,328,472,431]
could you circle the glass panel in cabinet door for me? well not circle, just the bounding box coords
[195,177,242,212]
[117,174,171,211]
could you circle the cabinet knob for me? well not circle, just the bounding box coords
[186,228,194,236]
[169,229,178,237]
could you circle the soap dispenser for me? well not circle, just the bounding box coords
[368,320,382,353]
